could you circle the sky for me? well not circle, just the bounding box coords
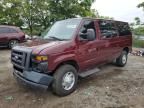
[91,0,144,23]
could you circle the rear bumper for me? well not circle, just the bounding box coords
[13,70,53,90]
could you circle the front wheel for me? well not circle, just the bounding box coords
[52,65,78,96]
[8,40,18,48]
[116,51,128,67]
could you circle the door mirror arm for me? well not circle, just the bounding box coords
[79,32,88,42]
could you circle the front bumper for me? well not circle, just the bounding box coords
[13,70,53,90]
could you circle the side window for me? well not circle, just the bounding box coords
[99,20,118,39]
[8,28,18,33]
[0,28,3,34]
[0,27,18,34]
[0,27,9,34]
[79,20,96,39]
[116,22,132,36]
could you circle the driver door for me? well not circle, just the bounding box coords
[77,20,100,71]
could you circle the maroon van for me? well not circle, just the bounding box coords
[0,25,25,48]
[11,18,132,96]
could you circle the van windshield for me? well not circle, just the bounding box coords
[44,19,81,40]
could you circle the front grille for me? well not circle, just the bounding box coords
[12,50,26,69]
[14,66,23,73]
[11,46,32,70]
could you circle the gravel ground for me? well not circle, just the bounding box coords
[0,49,144,108]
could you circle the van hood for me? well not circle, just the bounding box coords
[20,39,68,54]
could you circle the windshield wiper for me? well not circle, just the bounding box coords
[49,36,63,41]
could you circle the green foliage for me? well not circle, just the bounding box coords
[0,0,96,36]
[134,17,141,25]
[133,26,144,35]
[127,1,144,48]
[0,0,23,26]
[133,38,144,48]
[137,2,144,11]
[137,2,144,25]
[130,16,144,36]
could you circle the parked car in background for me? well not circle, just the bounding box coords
[11,18,132,96]
[0,25,25,48]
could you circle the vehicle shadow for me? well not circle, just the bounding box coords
[0,47,10,51]
[78,64,124,89]
[17,63,124,98]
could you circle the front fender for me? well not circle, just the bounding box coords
[48,53,78,71]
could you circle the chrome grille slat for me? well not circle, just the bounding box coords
[12,58,22,64]
[12,62,25,69]
[12,52,23,58]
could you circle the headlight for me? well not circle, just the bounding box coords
[34,55,48,62]
[32,55,49,73]
[37,62,48,73]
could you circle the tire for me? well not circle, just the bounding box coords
[52,64,78,96]
[116,51,128,67]
[8,40,18,48]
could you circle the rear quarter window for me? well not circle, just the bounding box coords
[116,22,132,36]
[98,20,118,39]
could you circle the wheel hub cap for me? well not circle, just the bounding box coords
[62,72,75,90]
[122,55,127,64]
[10,40,18,47]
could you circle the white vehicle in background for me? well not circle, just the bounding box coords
[25,34,31,40]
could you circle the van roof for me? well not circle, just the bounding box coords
[66,17,128,23]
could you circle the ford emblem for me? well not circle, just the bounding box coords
[15,56,19,60]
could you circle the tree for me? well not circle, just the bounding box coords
[0,0,96,36]
[137,2,144,11]
[134,17,141,25]
[131,17,144,36]
[137,2,144,25]
[133,27,144,35]
[0,0,23,26]
[48,0,95,20]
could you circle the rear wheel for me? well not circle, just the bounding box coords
[8,40,18,48]
[116,51,128,67]
[52,64,78,96]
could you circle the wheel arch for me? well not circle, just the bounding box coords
[123,47,129,54]
[8,39,19,48]
[9,38,19,43]
[52,60,79,74]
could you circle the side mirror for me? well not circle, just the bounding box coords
[87,29,96,41]
[79,29,95,41]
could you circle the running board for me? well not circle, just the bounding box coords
[78,68,100,77]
